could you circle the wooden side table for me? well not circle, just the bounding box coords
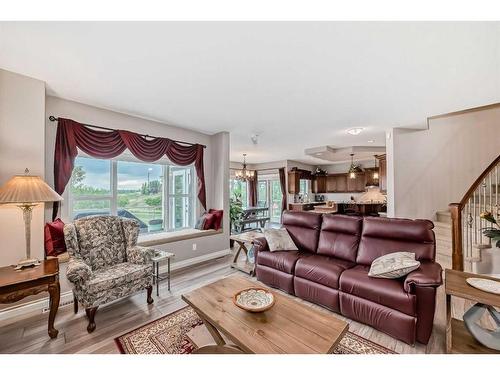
[229,230,264,275]
[445,269,500,354]
[151,250,174,296]
[0,258,60,338]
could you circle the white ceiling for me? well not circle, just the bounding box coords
[1,22,499,165]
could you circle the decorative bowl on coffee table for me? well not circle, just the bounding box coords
[233,287,275,312]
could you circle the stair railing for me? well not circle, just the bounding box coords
[449,154,500,271]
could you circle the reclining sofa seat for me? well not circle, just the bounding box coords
[254,211,442,345]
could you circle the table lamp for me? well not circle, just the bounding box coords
[0,169,63,269]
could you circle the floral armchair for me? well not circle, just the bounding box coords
[64,216,154,333]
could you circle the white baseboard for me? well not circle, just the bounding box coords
[0,291,75,323]
[0,249,231,323]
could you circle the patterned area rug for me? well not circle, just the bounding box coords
[115,306,396,354]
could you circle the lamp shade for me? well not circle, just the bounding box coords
[0,175,63,204]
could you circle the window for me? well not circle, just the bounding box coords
[229,179,248,209]
[70,156,196,234]
[257,180,268,207]
[256,175,283,223]
[299,179,310,196]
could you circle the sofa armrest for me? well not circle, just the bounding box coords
[404,261,443,293]
[66,258,92,284]
[127,245,155,265]
[253,236,268,263]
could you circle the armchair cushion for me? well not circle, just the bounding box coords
[127,245,154,265]
[73,216,127,270]
[66,258,93,284]
[86,262,152,295]
[404,261,443,293]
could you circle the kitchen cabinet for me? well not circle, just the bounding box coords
[364,167,379,187]
[287,171,300,194]
[325,174,348,193]
[376,154,387,193]
[312,175,327,194]
[347,172,366,192]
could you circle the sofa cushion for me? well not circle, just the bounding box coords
[86,262,152,294]
[339,265,416,316]
[295,255,355,289]
[263,228,298,252]
[317,214,362,262]
[257,250,307,274]
[356,216,435,266]
[281,211,322,253]
[368,252,421,279]
[74,216,127,270]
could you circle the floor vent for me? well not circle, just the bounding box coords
[42,298,74,314]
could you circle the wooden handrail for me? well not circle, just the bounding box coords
[449,153,500,271]
[458,154,500,207]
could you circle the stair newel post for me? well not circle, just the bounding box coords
[449,203,464,271]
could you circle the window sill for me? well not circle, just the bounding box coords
[137,228,223,247]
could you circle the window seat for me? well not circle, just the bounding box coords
[137,228,223,247]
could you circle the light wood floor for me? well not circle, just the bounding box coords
[0,251,474,354]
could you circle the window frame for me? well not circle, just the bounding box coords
[69,154,197,234]
[256,174,283,224]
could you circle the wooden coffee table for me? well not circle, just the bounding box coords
[181,275,348,354]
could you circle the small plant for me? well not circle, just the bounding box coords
[230,192,244,233]
[480,211,500,248]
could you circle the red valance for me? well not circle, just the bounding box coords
[53,118,206,219]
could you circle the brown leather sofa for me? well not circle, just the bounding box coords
[254,211,443,345]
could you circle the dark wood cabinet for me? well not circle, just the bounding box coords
[287,171,300,194]
[324,174,348,193]
[364,167,378,187]
[376,154,387,193]
[312,175,327,193]
[347,172,366,192]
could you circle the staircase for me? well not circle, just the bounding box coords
[449,154,500,273]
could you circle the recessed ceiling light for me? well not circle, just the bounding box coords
[315,153,322,156]
[367,139,374,143]
[347,128,363,135]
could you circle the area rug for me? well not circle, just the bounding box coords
[115,306,395,354]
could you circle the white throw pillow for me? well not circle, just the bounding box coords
[368,252,420,279]
[263,228,299,252]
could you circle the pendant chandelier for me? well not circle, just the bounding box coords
[235,153,255,181]
[348,153,357,179]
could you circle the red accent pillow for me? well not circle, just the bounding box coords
[208,209,223,231]
[44,218,67,257]
[203,213,216,230]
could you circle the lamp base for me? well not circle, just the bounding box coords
[15,258,41,270]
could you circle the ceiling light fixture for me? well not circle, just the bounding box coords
[348,153,357,179]
[347,128,363,136]
[235,154,255,181]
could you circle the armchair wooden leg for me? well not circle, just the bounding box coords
[85,306,98,333]
[146,285,154,305]
[73,294,78,314]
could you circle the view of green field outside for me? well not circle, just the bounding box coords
[70,157,176,232]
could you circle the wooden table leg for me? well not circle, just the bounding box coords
[232,242,243,263]
[446,293,452,354]
[47,281,60,339]
[199,316,226,346]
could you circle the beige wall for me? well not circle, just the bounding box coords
[388,105,500,220]
[0,69,46,266]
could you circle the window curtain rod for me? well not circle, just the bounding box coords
[48,116,206,148]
